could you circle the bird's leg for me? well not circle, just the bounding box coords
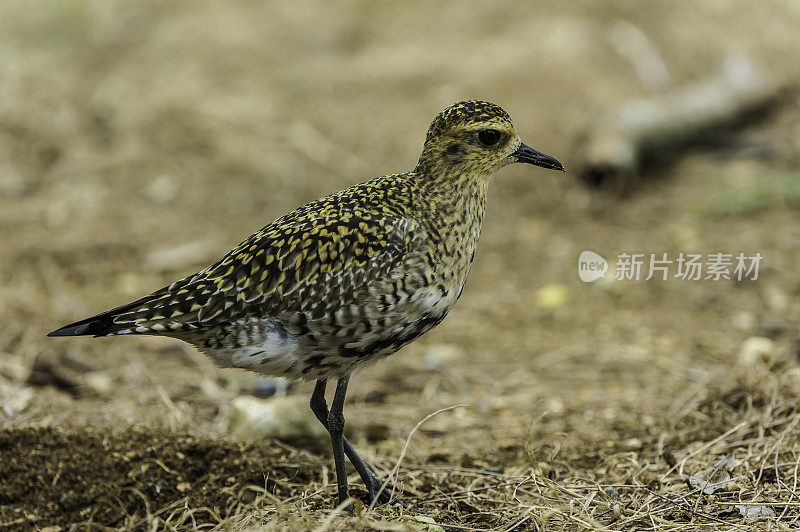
[310,379,396,506]
[328,377,351,507]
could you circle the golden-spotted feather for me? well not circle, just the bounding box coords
[57,175,422,336]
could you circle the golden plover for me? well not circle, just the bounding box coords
[49,100,564,508]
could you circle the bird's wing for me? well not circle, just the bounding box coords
[49,211,424,337]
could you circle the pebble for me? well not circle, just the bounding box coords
[227,394,327,447]
[737,336,774,367]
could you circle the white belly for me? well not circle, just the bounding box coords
[197,318,301,375]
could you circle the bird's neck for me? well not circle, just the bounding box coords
[412,169,490,250]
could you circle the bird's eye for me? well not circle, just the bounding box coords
[477,129,502,147]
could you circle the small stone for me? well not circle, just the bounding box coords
[625,438,642,450]
[738,337,774,367]
[736,504,775,519]
[405,515,445,532]
[689,455,735,495]
[227,395,327,450]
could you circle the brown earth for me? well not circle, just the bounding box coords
[0,427,314,529]
[1,1,800,530]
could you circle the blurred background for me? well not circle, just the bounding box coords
[1,1,799,528]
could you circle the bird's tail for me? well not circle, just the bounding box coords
[47,293,163,337]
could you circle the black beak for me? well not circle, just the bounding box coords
[513,143,565,171]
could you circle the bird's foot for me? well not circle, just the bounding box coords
[369,491,429,515]
[361,479,407,509]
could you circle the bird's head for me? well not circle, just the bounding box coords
[416,100,564,180]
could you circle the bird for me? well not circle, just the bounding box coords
[48,100,564,509]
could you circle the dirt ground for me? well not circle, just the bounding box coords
[1,1,800,530]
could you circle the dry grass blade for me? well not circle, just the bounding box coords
[367,403,471,515]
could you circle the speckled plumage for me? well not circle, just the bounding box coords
[49,100,564,508]
[50,101,563,381]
